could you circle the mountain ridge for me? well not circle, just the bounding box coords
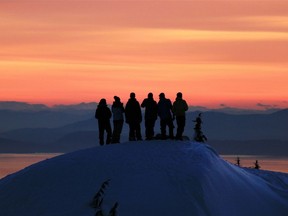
[0,106,287,154]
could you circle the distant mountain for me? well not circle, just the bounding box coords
[0,109,95,133]
[0,101,99,132]
[0,118,98,143]
[0,137,42,153]
[0,107,287,154]
[0,101,281,114]
[0,101,49,111]
[53,131,99,152]
[52,102,98,111]
[0,127,66,144]
[188,106,281,115]
[209,107,282,115]
[190,109,288,140]
[0,130,99,153]
[59,118,97,132]
[0,101,98,111]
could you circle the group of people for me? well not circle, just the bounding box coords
[95,92,188,145]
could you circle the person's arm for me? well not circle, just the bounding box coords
[184,100,188,111]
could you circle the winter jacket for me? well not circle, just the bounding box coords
[141,98,158,121]
[157,98,173,120]
[172,98,188,117]
[112,101,125,121]
[125,98,142,123]
[95,104,112,122]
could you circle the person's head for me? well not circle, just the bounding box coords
[148,92,153,99]
[114,96,120,102]
[99,98,107,106]
[177,92,182,99]
[159,92,165,99]
[130,92,136,99]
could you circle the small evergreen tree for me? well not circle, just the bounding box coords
[254,160,260,169]
[91,179,119,216]
[91,179,111,209]
[95,210,104,216]
[193,113,207,142]
[109,202,119,216]
[236,157,241,166]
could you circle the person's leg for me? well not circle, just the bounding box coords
[135,123,142,140]
[112,121,118,143]
[151,119,156,138]
[168,118,174,139]
[145,120,150,139]
[129,122,136,141]
[176,116,185,139]
[145,119,154,139]
[160,119,167,139]
[117,120,124,143]
[98,121,105,145]
[106,122,112,144]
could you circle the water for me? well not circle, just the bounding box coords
[0,153,61,179]
[222,155,288,173]
[0,154,287,179]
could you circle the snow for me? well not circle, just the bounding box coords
[0,140,287,216]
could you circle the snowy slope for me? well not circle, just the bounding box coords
[0,141,287,216]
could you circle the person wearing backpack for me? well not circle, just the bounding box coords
[111,96,125,143]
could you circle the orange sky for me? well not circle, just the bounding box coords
[1,0,288,109]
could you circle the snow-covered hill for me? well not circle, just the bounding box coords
[0,141,287,216]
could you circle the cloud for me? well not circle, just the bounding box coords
[256,103,278,109]
[234,16,288,29]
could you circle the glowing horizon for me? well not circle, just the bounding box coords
[1,0,288,109]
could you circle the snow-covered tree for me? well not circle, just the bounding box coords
[193,113,207,142]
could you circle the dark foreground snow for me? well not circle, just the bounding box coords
[0,141,287,216]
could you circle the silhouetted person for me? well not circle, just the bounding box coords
[141,92,158,140]
[172,92,188,140]
[157,93,174,139]
[125,92,142,141]
[95,98,112,145]
[193,113,207,142]
[111,96,125,143]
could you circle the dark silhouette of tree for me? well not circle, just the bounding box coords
[109,202,119,216]
[193,113,207,142]
[254,160,260,169]
[91,179,111,209]
[236,157,241,166]
[91,179,119,216]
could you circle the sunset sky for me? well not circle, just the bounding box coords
[1,0,288,109]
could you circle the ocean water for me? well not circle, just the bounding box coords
[222,155,288,173]
[0,153,61,179]
[0,153,287,179]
